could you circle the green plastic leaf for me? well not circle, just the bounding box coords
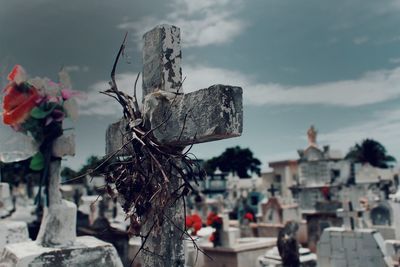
[30,152,44,171]
[30,107,51,119]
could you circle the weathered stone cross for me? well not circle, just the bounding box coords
[35,134,77,247]
[337,200,362,230]
[106,24,243,266]
[268,183,278,197]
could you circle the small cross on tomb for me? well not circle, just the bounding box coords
[106,24,243,267]
[268,183,278,197]
[35,134,77,247]
[337,200,362,230]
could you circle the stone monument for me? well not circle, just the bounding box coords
[0,135,123,266]
[106,24,243,267]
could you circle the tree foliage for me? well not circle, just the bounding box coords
[61,155,104,183]
[345,139,396,169]
[204,146,261,178]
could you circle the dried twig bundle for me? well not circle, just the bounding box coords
[97,34,207,264]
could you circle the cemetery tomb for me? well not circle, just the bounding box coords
[317,227,391,267]
[1,135,123,267]
[0,183,31,252]
[258,246,317,267]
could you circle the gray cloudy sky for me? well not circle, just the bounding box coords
[1,0,400,170]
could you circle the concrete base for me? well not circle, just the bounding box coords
[0,221,30,251]
[0,236,123,267]
[36,200,77,247]
[202,237,276,267]
[221,227,240,248]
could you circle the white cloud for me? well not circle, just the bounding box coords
[353,36,369,45]
[183,65,400,107]
[78,73,142,116]
[389,57,400,64]
[117,0,247,48]
[64,65,90,72]
[81,64,400,116]
[318,107,400,158]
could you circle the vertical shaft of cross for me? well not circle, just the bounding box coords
[337,200,361,231]
[48,160,63,206]
[142,24,182,98]
[36,135,77,248]
[141,24,185,267]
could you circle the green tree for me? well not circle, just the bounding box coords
[60,155,104,183]
[205,146,261,178]
[60,166,78,183]
[77,155,103,176]
[345,139,396,168]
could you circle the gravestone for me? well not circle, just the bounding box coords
[0,182,14,218]
[79,195,102,225]
[317,227,391,267]
[0,134,123,266]
[106,24,243,267]
[390,187,400,239]
[0,183,30,251]
[220,212,240,248]
[337,201,363,230]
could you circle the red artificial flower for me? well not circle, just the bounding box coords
[186,215,194,228]
[7,65,27,85]
[2,83,40,126]
[244,212,254,222]
[321,186,330,199]
[186,214,203,235]
[185,214,203,235]
[207,212,217,226]
[214,216,223,225]
[209,233,215,242]
[193,221,202,232]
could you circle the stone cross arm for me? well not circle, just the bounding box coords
[337,201,363,230]
[106,84,242,154]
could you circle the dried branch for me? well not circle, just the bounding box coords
[71,34,208,266]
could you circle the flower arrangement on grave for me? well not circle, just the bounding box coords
[207,212,223,247]
[185,214,202,236]
[244,212,254,222]
[1,65,79,204]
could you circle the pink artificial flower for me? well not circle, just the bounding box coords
[61,88,81,101]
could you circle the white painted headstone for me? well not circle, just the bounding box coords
[220,212,240,248]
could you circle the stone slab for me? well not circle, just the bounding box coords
[0,221,30,251]
[0,236,123,267]
[203,237,275,267]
